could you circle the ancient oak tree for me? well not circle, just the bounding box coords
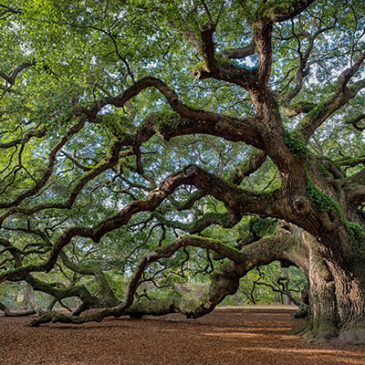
[0,0,364,344]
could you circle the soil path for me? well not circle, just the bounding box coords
[1,307,364,364]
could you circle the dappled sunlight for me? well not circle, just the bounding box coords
[204,331,262,339]
[203,329,303,341]
[236,347,365,364]
[206,327,295,338]
[219,349,364,365]
[2,308,365,365]
[278,335,301,341]
[239,347,365,356]
[212,327,292,333]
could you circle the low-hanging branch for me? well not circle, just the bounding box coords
[0,164,283,283]
[27,224,301,326]
[26,235,245,326]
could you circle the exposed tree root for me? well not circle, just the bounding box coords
[291,319,339,343]
[288,318,365,345]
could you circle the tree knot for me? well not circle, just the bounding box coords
[292,196,310,216]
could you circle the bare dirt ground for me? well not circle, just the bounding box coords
[1,306,365,365]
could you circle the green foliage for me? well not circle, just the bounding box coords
[241,0,295,22]
[0,0,363,317]
[102,113,133,140]
[149,111,184,132]
[300,101,327,129]
[192,60,206,73]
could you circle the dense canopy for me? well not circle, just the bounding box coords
[0,0,364,344]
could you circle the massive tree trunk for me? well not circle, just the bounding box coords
[295,158,365,344]
[292,246,365,344]
[123,223,365,345]
[299,234,365,344]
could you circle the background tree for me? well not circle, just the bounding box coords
[0,0,364,344]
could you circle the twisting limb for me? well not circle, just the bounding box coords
[0,163,283,283]
[27,222,302,326]
[297,52,365,142]
[221,35,256,60]
[0,4,21,20]
[176,190,207,211]
[59,252,117,307]
[282,102,316,117]
[152,210,241,234]
[61,151,93,171]
[0,166,205,281]
[254,20,273,90]
[199,23,217,73]
[282,22,336,108]
[26,235,245,326]
[0,61,35,85]
[77,77,264,149]
[252,276,302,306]
[335,155,365,168]
[193,0,315,91]
[264,1,316,23]
[25,275,100,313]
[230,149,267,185]
[0,139,123,225]
[345,114,365,131]
[0,128,45,149]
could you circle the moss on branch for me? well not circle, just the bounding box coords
[346,221,365,255]
[251,217,277,236]
[283,131,307,158]
[305,177,340,213]
[148,111,194,136]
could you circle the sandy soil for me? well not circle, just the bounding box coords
[1,306,365,365]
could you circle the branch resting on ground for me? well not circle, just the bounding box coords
[27,225,299,326]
